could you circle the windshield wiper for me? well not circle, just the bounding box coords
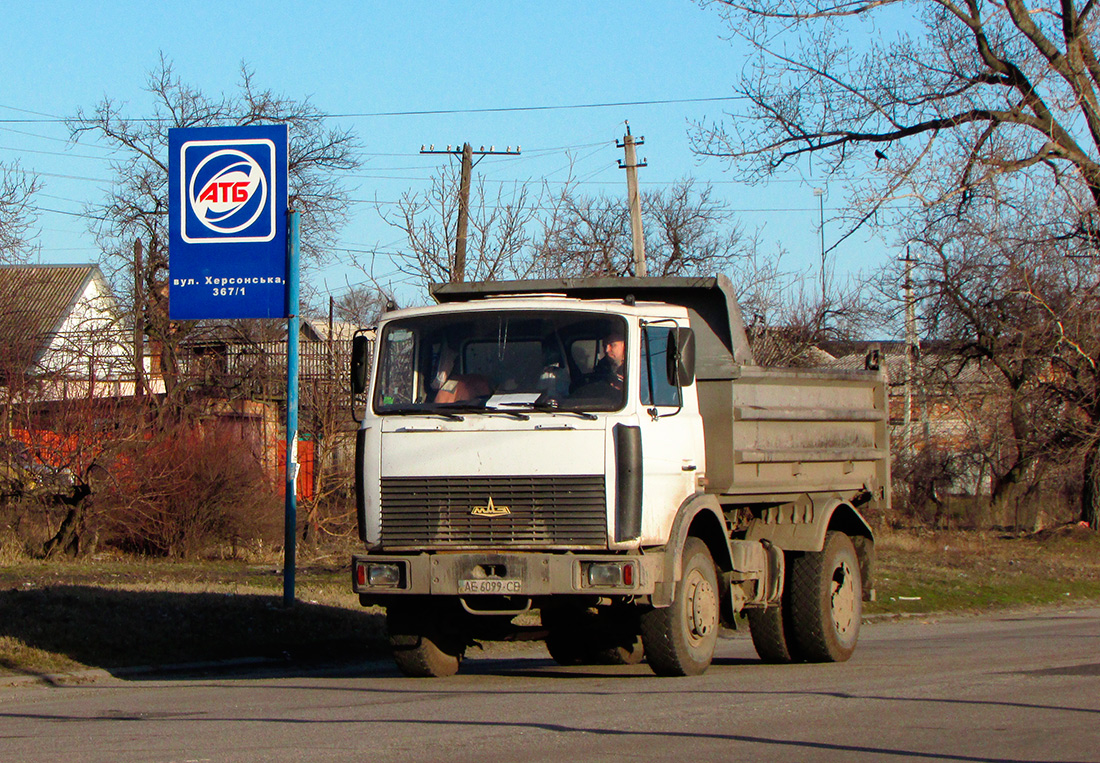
[485,409,531,420]
[384,406,465,421]
[439,401,533,421]
[496,401,598,420]
[416,403,529,420]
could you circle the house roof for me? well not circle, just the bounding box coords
[0,264,102,364]
[819,340,997,389]
[300,317,358,342]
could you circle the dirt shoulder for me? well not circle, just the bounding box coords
[0,560,386,682]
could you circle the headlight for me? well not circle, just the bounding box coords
[367,563,403,587]
[355,561,404,589]
[585,561,635,588]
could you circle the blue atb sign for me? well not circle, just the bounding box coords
[169,125,289,319]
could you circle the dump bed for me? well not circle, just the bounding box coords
[698,366,889,508]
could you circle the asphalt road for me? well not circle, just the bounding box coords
[1,607,1098,763]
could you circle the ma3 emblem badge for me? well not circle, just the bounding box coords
[470,497,511,518]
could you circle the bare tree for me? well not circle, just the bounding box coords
[380,161,541,287]
[895,201,1100,526]
[536,178,752,279]
[68,55,361,403]
[695,0,1100,242]
[644,178,748,276]
[332,285,389,327]
[0,163,40,264]
[383,163,762,290]
[542,191,632,277]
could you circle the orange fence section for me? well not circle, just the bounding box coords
[276,439,315,500]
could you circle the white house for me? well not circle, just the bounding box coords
[0,263,139,400]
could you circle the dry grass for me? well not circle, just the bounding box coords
[868,524,1100,615]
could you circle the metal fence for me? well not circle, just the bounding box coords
[174,339,362,412]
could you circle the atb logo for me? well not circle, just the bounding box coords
[180,139,276,244]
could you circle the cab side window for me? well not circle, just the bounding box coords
[640,325,681,407]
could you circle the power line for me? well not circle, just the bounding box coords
[30,204,111,221]
[344,197,883,213]
[29,195,904,220]
[0,95,746,124]
[329,96,745,118]
[0,103,61,119]
[1,160,110,183]
[0,142,112,161]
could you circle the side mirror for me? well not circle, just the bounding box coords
[351,332,371,395]
[666,327,696,387]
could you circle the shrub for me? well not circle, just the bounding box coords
[100,424,280,557]
[891,444,963,527]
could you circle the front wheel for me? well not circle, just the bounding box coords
[641,538,720,676]
[788,531,863,662]
[387,607,466,678]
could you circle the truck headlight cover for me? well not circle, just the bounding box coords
[585,561,635,588]
[358,561,403,588]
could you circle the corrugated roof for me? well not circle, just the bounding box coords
[824,347,996,388]
[0,264,97,364]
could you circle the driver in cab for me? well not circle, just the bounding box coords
[595,327,626,394]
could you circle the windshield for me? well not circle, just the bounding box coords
[373,310,628,415]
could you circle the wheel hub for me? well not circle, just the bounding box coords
[686,572,717,640]
[831,561,856,635]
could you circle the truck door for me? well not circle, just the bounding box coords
[635,321,704,545]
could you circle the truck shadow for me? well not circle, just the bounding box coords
[0,584,388,684]
[0,585,768,684]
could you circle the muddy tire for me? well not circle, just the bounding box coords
[747,601,800,663]
[640,537,720,676]
[788,531,862,662]
[545,628,588,666]
[544,606,645,666]
[387,608,465,678]
[597,633,645,665]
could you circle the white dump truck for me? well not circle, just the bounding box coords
[350,276,888,677]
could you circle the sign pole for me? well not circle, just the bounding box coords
[283,209,301,607]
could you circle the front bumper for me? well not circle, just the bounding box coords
[352,550,662,602]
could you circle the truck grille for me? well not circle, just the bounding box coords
[380,475,607,548]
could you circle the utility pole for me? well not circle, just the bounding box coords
[814,188,826,304]
[420,142,521,282]
[902,244,919,440]
[617,123,647,277]
[132,238,145,398]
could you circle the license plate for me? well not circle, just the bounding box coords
[460,578,523,594]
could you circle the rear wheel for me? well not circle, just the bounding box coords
[545,627,588,666]
[788,531,862,662]
[747,550,802,663]
[387,607,466,678]
[747,601,800,663]
[641,538,720,676]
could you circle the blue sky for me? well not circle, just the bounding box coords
[2,1,890,308]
